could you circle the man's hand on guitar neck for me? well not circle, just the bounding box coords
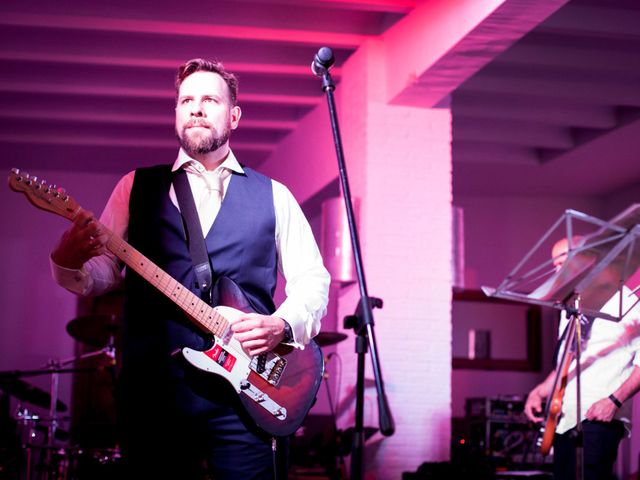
[51,210,108,269]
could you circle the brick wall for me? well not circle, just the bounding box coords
[334,41,453,479]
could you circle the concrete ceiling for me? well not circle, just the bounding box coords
[452,0,640,197]
[1,0,638,197]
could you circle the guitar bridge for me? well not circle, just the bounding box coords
[240,382,287,420]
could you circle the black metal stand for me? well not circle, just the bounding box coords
[312,47,395,480]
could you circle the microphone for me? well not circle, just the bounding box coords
[311,47,335,77]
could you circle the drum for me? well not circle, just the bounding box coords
[66,447,122,479]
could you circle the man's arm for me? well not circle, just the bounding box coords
[524,371,556,423]
[586,366,640,422]
[231,181,330,355]
[50,172,133,296]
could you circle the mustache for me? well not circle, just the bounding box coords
[185,119,211,128]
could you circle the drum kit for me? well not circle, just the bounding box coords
[0,314,121,480]
[0,316,349,480]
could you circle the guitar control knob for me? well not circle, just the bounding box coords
[240,380,251,390]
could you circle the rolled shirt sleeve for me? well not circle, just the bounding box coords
[49,172,133,296]
[271,181,330,348]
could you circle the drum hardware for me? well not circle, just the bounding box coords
[0,376,67,413]
[1,342,116,479]
[0,314,121,479]
[315,331,348,347]
[15,407,40,446]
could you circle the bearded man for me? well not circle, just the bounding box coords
[50,58,330,479]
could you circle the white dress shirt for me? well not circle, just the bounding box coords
[557,286,640,433]
[51,149,330,348]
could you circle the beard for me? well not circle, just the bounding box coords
[177,119,231,156]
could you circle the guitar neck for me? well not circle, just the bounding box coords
[104,227,228,338]
[7,170,228,338]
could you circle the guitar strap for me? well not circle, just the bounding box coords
[173,168,213,297]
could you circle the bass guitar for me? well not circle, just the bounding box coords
[8,168,324,437]
[538,318,576,455]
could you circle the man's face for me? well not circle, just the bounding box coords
[552,238,570,272]
[175,71,241,156]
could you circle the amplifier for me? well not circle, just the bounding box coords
[466,395,527,423]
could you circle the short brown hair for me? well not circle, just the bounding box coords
[175,58,239,106]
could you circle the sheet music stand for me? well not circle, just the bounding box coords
[482,204,640,480]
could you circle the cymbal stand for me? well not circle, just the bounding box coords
[39,344,115,480]
[38,357,63,480]
[47,358,60,457]
[323,353,346,479]
[15,407,39,480]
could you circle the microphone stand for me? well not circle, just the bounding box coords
[312,47,395,480]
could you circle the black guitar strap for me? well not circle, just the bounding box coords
[173,168,213,296]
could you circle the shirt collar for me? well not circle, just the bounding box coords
[171,148,245,175]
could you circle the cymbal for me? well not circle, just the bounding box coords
[0,377,67,412]
[315,331,348,347]
[66,314,120,348]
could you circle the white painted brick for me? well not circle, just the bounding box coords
[333,43,453,479]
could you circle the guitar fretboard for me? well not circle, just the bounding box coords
[106,230,229,338]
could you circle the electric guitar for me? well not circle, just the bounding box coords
[538,319,576,455]
[8,168,324,437]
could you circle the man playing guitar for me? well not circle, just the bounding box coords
[524,237,640,480]
[48,58,330,479]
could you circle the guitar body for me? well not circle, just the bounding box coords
[538,320,576,455]
[8,169,324,438]
[181,278,324,437]
[539,395,564,455]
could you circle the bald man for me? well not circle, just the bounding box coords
[524,238,640,480]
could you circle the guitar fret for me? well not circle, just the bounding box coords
[106,231,217,334]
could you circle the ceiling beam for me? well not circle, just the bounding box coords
[384,0,569,107]
[453,141,540,165]
[237,0,415,13]
[454,118,574,149]
[460,67,640,106]
[453,93,617,129]
[0,12,368,48]
[539,4,640,38]
[0,81,321,106]
[0,133,275,151]
[494,42,640,75]
[0,109,297,131]
[0,51,343,77]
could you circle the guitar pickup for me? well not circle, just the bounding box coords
[256,354,267,374]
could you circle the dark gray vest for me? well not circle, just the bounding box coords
[122,164,277,369]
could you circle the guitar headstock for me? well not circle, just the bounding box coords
[8,168,80,221]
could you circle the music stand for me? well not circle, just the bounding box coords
[482,204,640,480]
